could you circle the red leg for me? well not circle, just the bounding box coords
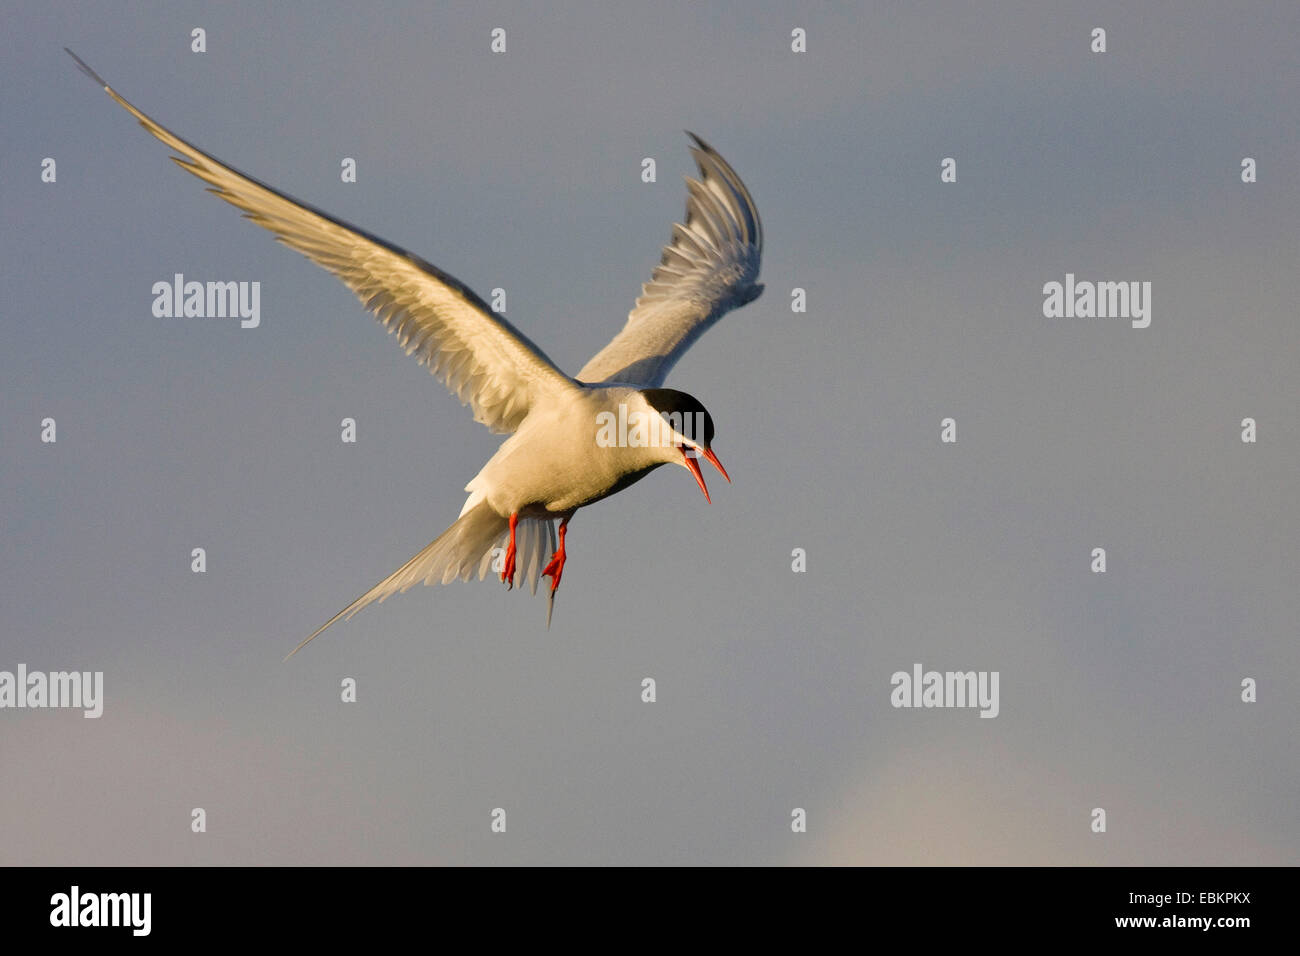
[501,512,519,588]
[542,516,570,592]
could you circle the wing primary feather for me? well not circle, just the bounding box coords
[576,132,764,387]
[68,49,577,435]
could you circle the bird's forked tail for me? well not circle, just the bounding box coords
[284,501,555,659]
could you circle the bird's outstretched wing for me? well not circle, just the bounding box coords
[576,132,763,387]
[67,49,577,435]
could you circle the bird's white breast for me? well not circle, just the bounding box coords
[466,386,669,516]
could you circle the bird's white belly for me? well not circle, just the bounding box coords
[469,388,662,516]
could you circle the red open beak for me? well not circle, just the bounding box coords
[702,447,730,484]
[682,446,730,503]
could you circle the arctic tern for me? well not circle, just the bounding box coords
[68,50,764,655]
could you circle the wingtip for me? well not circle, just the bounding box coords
[65,47,109,89]
[283,625,326,662]
[686,130,725,158]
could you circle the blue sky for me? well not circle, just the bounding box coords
[1,1,1296,864]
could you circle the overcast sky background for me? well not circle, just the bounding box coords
[2,1,1297,865]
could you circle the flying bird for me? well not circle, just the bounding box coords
[68,50,764,656]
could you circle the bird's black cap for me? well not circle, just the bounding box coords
[640,388,715,447]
